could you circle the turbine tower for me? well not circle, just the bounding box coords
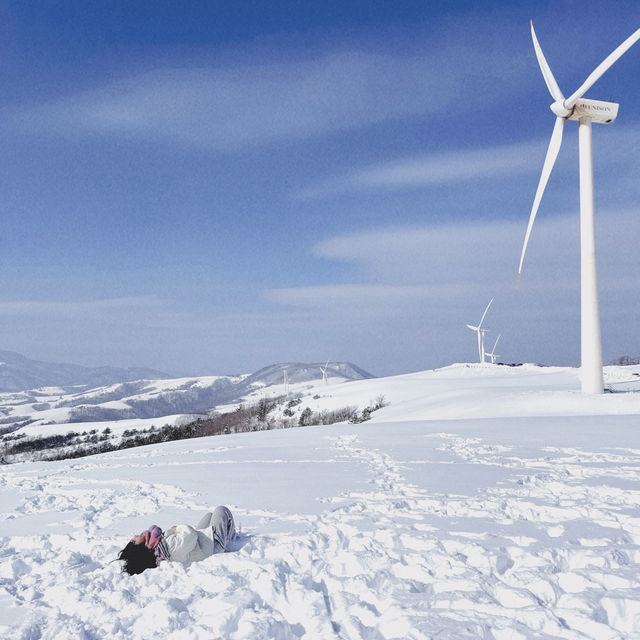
[486,333,501,365]
[466,298,493,363]
[518,22,640,394]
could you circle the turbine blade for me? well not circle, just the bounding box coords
[530,21,565,102]
[493,333,502,352]
[517,116,565,285]
[478,298,494,328]
[466,324,478,331]
[565,27,640,108]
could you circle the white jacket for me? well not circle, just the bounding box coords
[163,525,218,563]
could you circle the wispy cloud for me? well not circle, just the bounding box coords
[2,58,439,148]
[6,33,531,150]
[0,295,215,331]
[313,218,533,286]
[0,296,163,317]
[266,208,640,310]
[265,284,455,309]
[296,139,547,199]
[294,119,640,200]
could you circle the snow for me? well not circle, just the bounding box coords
[1,363,640,638]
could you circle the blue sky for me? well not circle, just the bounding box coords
[1,1,639,376]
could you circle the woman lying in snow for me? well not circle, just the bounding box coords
[118,505,236,575]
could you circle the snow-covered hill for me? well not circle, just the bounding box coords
[243,362,374,387]
[0,361,374,441]
[2,363,640,638]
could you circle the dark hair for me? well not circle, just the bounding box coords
[118,542,157,575]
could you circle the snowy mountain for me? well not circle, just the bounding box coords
[244,361,374,387]
[0,349,171,393]
[0,360,374,435]
[2,363,640,639]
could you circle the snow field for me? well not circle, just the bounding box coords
[1,406,640,638]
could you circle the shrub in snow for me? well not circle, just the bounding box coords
[298,408,313,426]
[348,397,387,423]
[4,393,362,463]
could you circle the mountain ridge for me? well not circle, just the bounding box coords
[0,357,375,431]
[0,350,172,393]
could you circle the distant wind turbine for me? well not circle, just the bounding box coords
[485,333,501,365]
[517,22,640,394]
[320,360,330,385]
[466,299,493,363]
[283,369,289,396]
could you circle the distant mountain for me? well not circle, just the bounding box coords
[0,350,171,393]
[59,363,373,423]
[0,359,375,431]
[244,362,374,387]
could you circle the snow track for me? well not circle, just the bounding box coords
[2,415,640,638]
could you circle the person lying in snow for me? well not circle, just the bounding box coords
[118,505,236,575]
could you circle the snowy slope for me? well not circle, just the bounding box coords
[1,364,640,638]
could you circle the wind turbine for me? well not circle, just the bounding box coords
[486,333,502,365]
[283,369,289,396]
[518,22,640,394]
[466,298,493,363]
[320,360,330,385]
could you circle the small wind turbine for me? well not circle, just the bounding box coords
[518,22,640,394]
[320,360,330,385]
[485,333,501,365]
[466,299,493,363]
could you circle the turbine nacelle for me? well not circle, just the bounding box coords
[550,98,618,122]
[566,98,619,123]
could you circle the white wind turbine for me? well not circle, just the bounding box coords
[485,333,501,365]
[518,22,640,394]
[466,298,493,363]
[320,360,330,385]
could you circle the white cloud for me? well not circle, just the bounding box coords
[265,284,457,309]
[296,121,640,199]
[312,217,548,287]
[0,295,220,332]
[0,296,163,317]
[7,39,530,149]
[266,209,640,310]
[296,139,547,199]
